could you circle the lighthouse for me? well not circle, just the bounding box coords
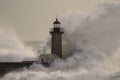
[39,18,64,67]
[50,18,64,58]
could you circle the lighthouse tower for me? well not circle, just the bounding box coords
[50,18,64,58]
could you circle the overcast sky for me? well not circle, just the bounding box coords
[0,0,118,41]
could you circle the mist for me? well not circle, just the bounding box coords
[0,27,36,62]
[1,1,120,80]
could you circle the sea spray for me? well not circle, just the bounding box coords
[2,1,120,80]
[0,27,36,62]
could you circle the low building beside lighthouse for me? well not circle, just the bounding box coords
[39,18,64,66]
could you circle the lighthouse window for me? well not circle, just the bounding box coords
[54,24,60,27]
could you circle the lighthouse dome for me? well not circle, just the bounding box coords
[53,18,60,24]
